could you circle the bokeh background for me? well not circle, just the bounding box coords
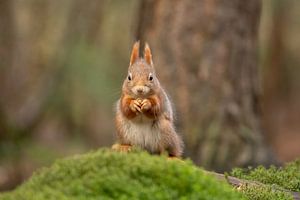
[0,0,299,191]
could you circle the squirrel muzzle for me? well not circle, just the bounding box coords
[132,85,150,96]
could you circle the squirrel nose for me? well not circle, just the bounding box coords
[137,88,143,93]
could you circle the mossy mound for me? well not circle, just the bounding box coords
[231,159,300,192]
[0,148,244,200]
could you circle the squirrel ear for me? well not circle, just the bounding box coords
[130,41,140,66]
[144,42,153,65]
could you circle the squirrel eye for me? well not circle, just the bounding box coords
[149,73,153,81]
[127,73,132,81]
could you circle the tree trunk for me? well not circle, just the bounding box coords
[0,0,15,138]
[136,0,276,171]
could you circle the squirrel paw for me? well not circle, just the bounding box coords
[130,100,142,113]
[141,99,151,112]
[111,144,132,153]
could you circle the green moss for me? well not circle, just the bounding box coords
[231,159,300,192]
[239,184,293,200]
[0,148,244,200]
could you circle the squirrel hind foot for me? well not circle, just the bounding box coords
[167,156,184,162]
[111,143,132,153]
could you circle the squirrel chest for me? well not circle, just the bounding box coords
[122,114,162,153]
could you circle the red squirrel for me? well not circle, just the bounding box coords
[113,42,183,157]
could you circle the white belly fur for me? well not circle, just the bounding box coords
[123,115,161,153]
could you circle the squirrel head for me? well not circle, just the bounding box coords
[122,41,159,98]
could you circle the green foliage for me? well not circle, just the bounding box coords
[239,184,293,200]
[231,159,300,192]
[0,149,244,200]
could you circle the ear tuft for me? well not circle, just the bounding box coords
[130,41,140,66]
[144,42,153,65]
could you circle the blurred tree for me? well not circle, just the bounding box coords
[137,0,276,171]
[0,0,137,191]
[0,0,107,149]
[0,1,14,138]
[68,0,105,45]
[261,0,300,161]
[262,0,287,149]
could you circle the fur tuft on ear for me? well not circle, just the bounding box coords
[144,42,153,65]
[129,41,140,66]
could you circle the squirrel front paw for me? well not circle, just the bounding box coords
[129,99,142,113]
[141,99,151,112]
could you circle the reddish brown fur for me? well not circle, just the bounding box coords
[158,117,182,157]
[129,41,140,66]
[143,95,162,119]
[120,94,137,119]
[144,43,153,65]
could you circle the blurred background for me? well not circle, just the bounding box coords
[0,0,299,191]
